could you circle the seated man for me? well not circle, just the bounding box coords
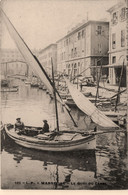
[15,118,24,133]
[42,120,49,133]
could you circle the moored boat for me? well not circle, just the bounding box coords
[5,124,96,152]
[30,82,39,87]
[0,87,19,92]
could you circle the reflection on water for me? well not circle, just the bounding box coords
[1,130,96,189]
[1,80,128,189]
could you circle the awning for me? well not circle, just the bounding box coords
[91,64,126,68]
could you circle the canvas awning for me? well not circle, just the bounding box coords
[91,64,126,68]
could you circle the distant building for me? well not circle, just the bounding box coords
[1,49,39,78]
[38,44,57,76]
[56,20,109,80]
[107,0,127,87]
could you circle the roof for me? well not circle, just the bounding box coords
[56,20,109,43]
[39,44,57,54]
[107,1,125,13]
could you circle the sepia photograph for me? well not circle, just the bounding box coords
[0,0,128,190]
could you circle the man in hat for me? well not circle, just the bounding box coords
[15,118,24,132]
[42,120,49,133]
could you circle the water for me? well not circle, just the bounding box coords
[1,80,128,189]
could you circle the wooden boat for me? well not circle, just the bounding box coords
[65,79,119,128]
[102,111,127,127]
[30,82,39,87]
[2,129,96,172]
[38,84,44,89]
[4,124,96,152]
[59,91,93,100]
[24,81,31,85]
[65,97,107,105]
[0,87,19,92]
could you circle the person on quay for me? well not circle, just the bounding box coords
[42,120,49,133]
[15,118,24,132]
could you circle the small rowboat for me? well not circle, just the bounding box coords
[5,124,96,152]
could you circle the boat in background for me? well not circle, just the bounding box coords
[24,78,31,85]
[0,87,19,92]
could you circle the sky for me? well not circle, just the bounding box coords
[1,0,119,50]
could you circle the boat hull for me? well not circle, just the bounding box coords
[5,125,96,152]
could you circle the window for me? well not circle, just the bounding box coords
[64,41,66,47]
[71,49,73,58]
[82,30,85,38]
[63,52,65,60]
[74,69,77,76]
[74,48,77,57]
[121,30,125,47]
[112,12,118,25]
[120,7,126,21]
[74,63,77,68]
[65,39,68,46]
[98,43,102,53]
[96,26,102,35]
[112,33,116,49]
[112,56,116,64]
[78,32,81,40]
[68,69,71,75]
[69,38,70,44]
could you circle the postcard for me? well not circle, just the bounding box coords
[0,0,127,191]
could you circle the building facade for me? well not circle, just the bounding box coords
[1,49,27,77]
[57,20,109,80]
[38,44,57,76]
[1,49,39,78]
[107,0,127,86]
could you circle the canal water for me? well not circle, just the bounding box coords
[1,79,128,189]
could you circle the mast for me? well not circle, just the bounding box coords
[126,0,128,136]
[5,62,7,79]
[115,61,124,112]
[95,60,102,106]
[51,58,59,132]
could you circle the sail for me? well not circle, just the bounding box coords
[65,79,118,128]
[1,8,55,100]
[1,8,78,127]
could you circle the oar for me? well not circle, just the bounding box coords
[110,89,126,100]
[57,128,126,136]
[82,129,126,136]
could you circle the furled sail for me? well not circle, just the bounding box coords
[1,8,77,127]
[65,79,119,128]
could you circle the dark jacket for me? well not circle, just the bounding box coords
[15,121,24,130]
[42,123,49,133]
